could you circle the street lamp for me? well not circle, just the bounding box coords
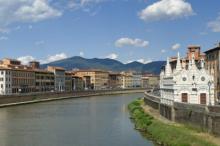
[208,81,212,106]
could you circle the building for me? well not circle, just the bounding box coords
[0,68,12,95]
[34,69,55,92]
[121,72,133,89]
[29,61,40,69]
[47,66,65,92]
[74,70,109,90]
[72,76,84,90]
[160,53,214,105]
[0,59,36,95]
[132,73,142,88]
[142,74,160,88]
[108,73,122,89]
[204,43,220,104]
[65,72,73,92]
[169,45,205,70]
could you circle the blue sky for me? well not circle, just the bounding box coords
[0,0,220,64]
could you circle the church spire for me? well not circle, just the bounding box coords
[176,52,182,71]
[191,53,197,70]
[200,58,205,69]
[165,57,172,76]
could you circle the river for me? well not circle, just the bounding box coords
[0,93,154,146]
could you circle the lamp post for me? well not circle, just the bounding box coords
[208,81,212,106]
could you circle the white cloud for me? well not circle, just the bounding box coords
[68,0,105,9]
[42,53,68,64]
[105,53,118,59]
[139,0,194,22]
[17,55,35,65]
[0,0,62,28]
[126,58,152,64]
[18,53,68,65]
[79,51,84,57]
[0,36,8,41]
[137,58,152,64]
[171,43,181,50]
[126,60,133,64]
[208,14,220,32]
[161,49,166,53]
[115,37,149,48]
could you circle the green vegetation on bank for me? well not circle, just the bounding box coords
[128,99,217,146]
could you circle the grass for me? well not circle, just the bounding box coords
[128,99,217,146]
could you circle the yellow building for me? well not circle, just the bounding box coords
[121,72,133,89]
[142,74,159,88]
[74,70,109,90]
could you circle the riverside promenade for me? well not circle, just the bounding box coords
[0,88,146,108]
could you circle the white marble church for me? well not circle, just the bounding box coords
[160,53,214,105]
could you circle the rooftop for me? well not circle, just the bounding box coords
[204,45,220,54]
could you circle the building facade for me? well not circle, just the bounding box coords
[34,70,55,92]
[65,72,73,92]
[11,69,35,94]
[0,68,12,95]
[142,74,160,88]
[204,44,220,104]
[72,76,84,90]
[121,72,133,89]
[160,53,214,105]
[74,70,109,90]
[132,73,142,88]
[108,73,122,89]
[47,66,65,92]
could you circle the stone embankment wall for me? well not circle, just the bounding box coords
[144,92,220,136]
[0,88,146,108]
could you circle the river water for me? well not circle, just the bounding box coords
[0,93,154,146]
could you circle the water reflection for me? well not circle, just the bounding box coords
[0,93,154,146]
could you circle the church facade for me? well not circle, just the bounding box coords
[160,53,215,106]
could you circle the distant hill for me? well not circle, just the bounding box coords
[41,56,165,75]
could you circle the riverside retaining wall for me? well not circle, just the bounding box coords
[144,92,220,136]
[0,88,146,108]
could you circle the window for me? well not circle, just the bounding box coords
[201,77,205,81]
[182,93,188,103]
[182,77,187,81]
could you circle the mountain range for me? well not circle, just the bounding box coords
[42,56,165,75]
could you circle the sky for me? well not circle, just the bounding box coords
[0,0,220,65]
